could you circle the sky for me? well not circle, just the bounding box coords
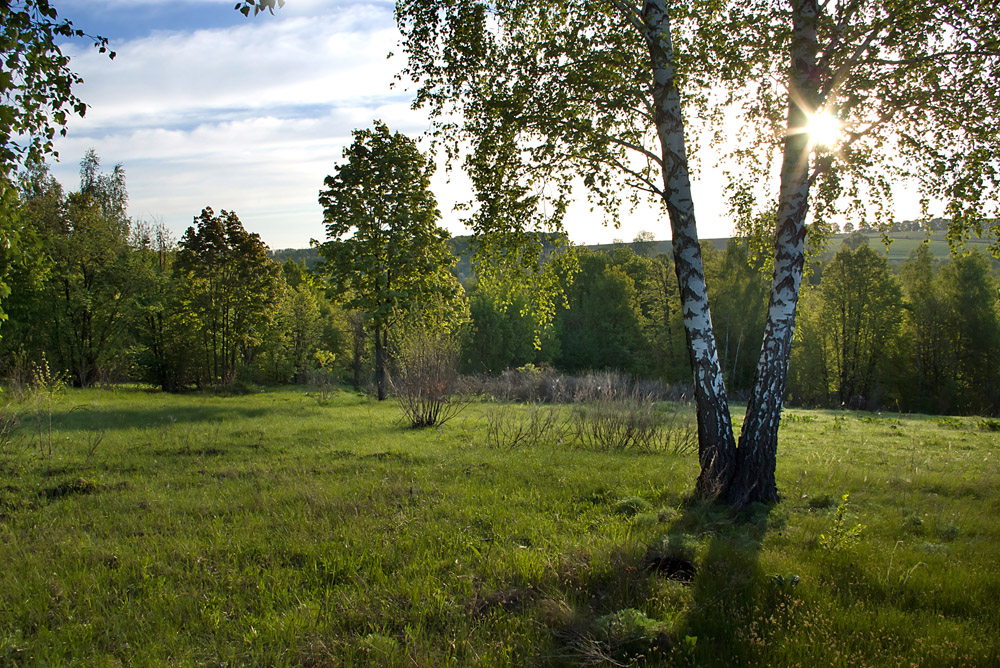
[47,0,739,250]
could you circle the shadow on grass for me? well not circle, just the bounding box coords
[667,501,773,668]
[37,390,399,435]
[540,500,774,667]
[40,404,285,432]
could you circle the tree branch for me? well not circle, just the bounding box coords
[818,12,894,107]
[610,0,646,38]
[867,48,1000,66]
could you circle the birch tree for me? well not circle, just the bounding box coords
[395,0,1000,505]
[397,0,740,496]
[724,0,999,503]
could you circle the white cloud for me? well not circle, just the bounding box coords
[64,7,402,127]
[50,3,439,248]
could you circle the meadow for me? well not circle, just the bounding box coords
[0,386,998,667]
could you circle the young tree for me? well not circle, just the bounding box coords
[317,121,459,400]
[464,289,547,375]
[175,207,284,389]
[396,0,1000,505]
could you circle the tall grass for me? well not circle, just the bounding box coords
[0,388,997,666]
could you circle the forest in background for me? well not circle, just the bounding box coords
[2,151,998,417]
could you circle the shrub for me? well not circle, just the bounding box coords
[819,493,865,551]
[978,418,1000,432]
[482,402,568,449]
[391,328,468,428]
[306,350,339,402]
[573,397,663,452]
[593,608,671,663]
[572,395,696,454]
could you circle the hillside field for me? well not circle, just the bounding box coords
[1,387,998,666]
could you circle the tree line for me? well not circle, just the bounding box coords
[3,148,997,419]
[2,152,339,391]
[467,235,1000,417]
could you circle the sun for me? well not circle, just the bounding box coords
[806,111,842,149]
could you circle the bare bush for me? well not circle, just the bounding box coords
[573,397,662,452]
[661,407,698,456]
[483,402,570,449]
[460,368,690,405]
[573,396,697,454]
[391,329,469,428]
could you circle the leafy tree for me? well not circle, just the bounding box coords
[896,244,951,412]
[175,207,284,389]
[632,230,658,258]
[723,0,1000,502]
[635,252,687,384]
[34,152,138,386]
[818,243,902,408]
[395,0,1000,505]
[463,289,542,374]
[131,220,192,392]
[707,240,769,394]
[555,250,649,374]
[395,1,740,497]
[317,121,459,400]
[0,160,62,366]
[1,0,114,327]
[937,252,1000,413]
[786,286,829,406]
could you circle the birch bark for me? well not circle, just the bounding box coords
[728,0,819,506]
[643,0,737,497]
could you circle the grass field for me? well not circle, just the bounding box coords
[832,230,999,264]
[1,387,998,667]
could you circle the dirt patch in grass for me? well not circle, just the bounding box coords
[643,553,697,583]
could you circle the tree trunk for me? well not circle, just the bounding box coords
[644,0,737,498]
[728,0,819,507]
[374,323,387,401]
[350,311,366,391]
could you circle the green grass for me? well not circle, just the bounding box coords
[0,388,998,666]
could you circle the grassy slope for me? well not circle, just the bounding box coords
[1,388,998,667]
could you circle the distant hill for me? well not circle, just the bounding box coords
[270,228,998,279]
[270,247,322,269]
[821,229,997,265]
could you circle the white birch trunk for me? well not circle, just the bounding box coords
[729,0,819,506]
[644,0,736,497]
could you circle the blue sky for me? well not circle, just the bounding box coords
[49,0,720,250]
